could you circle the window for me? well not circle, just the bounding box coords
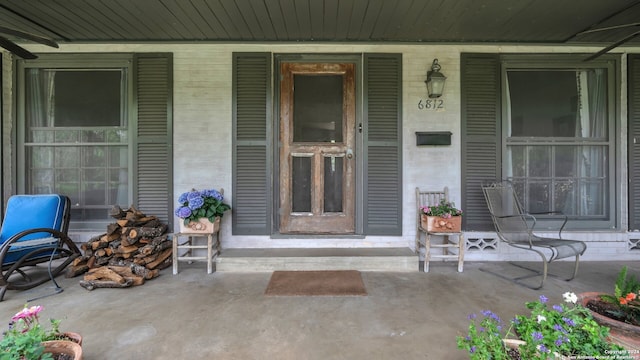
[19,56,132,230]
[503,59,615,225]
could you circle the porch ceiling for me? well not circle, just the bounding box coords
[1,0,640,49]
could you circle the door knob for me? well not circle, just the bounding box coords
[346,148,353,159]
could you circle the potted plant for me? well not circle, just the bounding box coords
[0,305,82,360]
[174,188,231,233]
[457,292,628,359]
[579,266,640,350]
[419,199,462,232]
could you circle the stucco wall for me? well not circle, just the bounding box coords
[4,42,640,261]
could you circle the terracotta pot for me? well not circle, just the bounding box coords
[421,215,461,232]
[62,331,83,346]
[579,292,640,354]
[178,216,220,234]
[43,340,83,360]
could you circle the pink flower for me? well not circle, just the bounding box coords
[11,305,43,322]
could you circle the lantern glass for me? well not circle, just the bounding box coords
[427,75,446,98]
[425,59,447,98]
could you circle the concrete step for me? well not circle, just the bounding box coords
[216,247,419,272]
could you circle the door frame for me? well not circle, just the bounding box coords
[273,54,363,236]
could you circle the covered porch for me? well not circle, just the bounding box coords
[0,260,635,359]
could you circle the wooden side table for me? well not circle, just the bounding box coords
[172,231,221,274]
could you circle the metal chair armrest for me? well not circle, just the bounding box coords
[529,211,568,239]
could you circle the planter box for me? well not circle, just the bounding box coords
[178,217,220,234]
[579,292,640,354]
[421,215,462,233]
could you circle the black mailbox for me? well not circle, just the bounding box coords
[416,131,452,146]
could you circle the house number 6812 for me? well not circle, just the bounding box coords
[418,99,445,110]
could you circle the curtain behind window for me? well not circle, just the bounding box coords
[26,69,54,129]
[576,69,607,216]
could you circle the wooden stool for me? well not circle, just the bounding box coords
[172,231,220,274]
[424,231,464,272]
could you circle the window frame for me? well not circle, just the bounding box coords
[499,54,620,230]
[16,54,135,231]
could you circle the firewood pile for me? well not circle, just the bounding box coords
[67,205,173,290]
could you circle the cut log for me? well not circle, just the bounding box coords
[107,266,145,286]
[145,248,172,270]
[65,264,89,278]
[102,232,120,242]
[141,219,162,229]
[87,256,96,269]
[137,226,167,239]
[156,239,172,252]
[85,267,126,284]
[117,245,139,254]
[94,256,112,266]
[109,205,127,219]
[72,256,89,267]
[106,223,120,236]
[79,279,133,291]
[131,263,160,279]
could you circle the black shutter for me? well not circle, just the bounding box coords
[232,53,271,235]
[364,54,402,235]
[461,53,501,231]
[133,53,173,227]
[629,54,640,230]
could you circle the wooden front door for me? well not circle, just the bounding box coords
[279,62,356,234]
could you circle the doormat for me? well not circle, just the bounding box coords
[264,270,367,296]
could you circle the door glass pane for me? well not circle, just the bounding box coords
[324,156,343,213]
[293,75,343,143]
[292,156,312,212]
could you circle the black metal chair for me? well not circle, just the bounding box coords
[481,181,587,289]
[0,194,81,301]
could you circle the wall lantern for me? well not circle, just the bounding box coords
[425,59,447,98]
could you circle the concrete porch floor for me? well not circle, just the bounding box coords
[0,260,637,360]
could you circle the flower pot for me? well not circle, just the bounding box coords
[421,215,461,232]
[62,331,83,346]
[502,339,570,360]
[43,340,83,360]
[503,338,526,350]
[178,217,220,234]
[579,292,640,354]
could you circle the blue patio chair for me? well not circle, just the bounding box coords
[0,194,81,301]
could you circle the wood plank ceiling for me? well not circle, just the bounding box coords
[0,0,640,46]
